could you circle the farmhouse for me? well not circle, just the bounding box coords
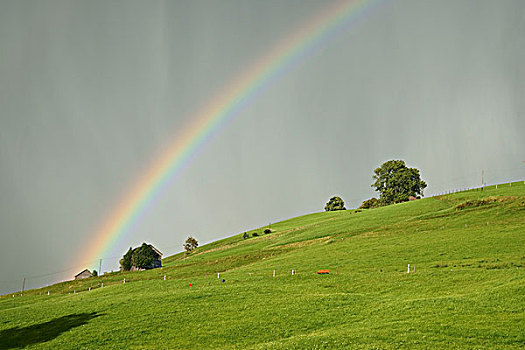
[74,269,93,280]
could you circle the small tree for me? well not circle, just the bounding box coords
[359,197,380,209]
[372,160,427,205]
[92,270,98,277]
[324,196,346,211]
[119,247,133,271]
[183,237,198,252]
[243,232,249,240]
[132,243,155,269]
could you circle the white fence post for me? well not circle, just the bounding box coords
[407,264,410,274]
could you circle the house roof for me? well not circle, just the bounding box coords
[150,245,162,257]
[75,269,92,277]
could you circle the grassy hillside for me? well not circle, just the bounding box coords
[1,182,524,349]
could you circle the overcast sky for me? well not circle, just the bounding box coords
[1,0,524,294]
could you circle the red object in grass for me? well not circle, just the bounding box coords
[190,284,192,287]
[317,269,330,274]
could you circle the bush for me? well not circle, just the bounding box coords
[92,270,98,277]
[252,232,259,237]
[455,197,498,210]
[359,197,380,209]
[264,228,272,234]
[243,232,249,239]
[324,196,346,211]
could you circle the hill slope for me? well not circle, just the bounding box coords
[1,182,524,349]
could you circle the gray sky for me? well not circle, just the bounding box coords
[1,0,524,294]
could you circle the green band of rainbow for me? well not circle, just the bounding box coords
[79,0,383,270]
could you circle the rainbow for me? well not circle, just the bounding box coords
[79,0,384,270]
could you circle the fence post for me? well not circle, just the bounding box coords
[407,264,410,274]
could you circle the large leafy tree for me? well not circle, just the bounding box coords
[324,196,346,211]
[372,160,427,205]
[132,243,155,269]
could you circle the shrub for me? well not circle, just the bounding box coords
[324,196,346,211]
[359,197,380,209]
[243,232,249,239]
[92,270,98,277]
[252,232,259,237]
[455,197,498,210]
[264,228,272,234]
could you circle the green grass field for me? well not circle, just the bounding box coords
[1,182,524,349]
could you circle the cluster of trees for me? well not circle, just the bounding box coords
[120,237,200,270]
[324,160,427,211]
[120,243,161,271]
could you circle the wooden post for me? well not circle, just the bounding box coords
[89,287,91,291]
[101,282,103,288]
[413,265,416,273]
[273,270,276,277]
[123,278,126,284]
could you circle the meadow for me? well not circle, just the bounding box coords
[1,182,524,349]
